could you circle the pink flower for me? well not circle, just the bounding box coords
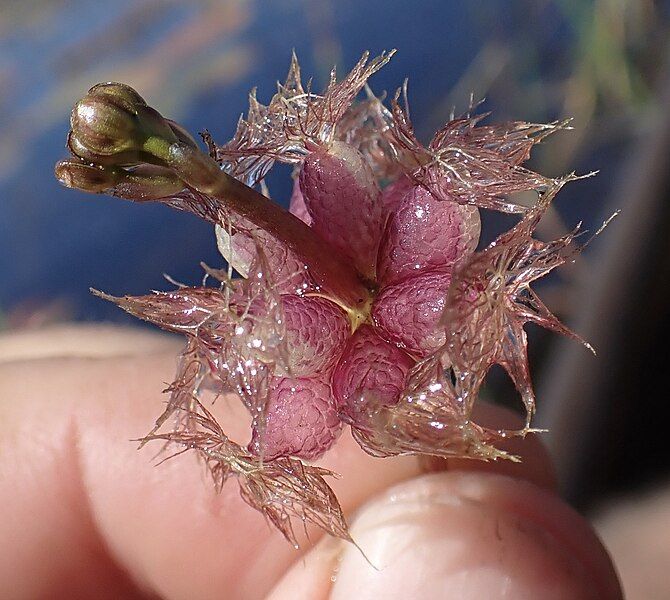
[56,53,595,547]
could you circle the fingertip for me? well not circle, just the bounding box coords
[0,324,179,363]
[333,472,621,599]
[274,472,622,600]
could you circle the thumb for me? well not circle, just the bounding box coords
[269,471,622,599]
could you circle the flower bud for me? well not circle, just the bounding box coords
[86,82,148,111]
[55,160,185,200]
[55,160,117,193]
[69,95,140,159]
[110,164,186,200]
[68,82,177,165]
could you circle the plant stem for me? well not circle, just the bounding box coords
[163,142,373,313]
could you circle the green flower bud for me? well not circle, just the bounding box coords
[86,82,147,111]
[55,160,185,200]
[67,82,177,165]
[69,95,140,158]
[63,83,231,197]
[110,165,186,200]
[55,159,117,193]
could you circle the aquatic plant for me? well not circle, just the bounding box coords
[55,51,594,547]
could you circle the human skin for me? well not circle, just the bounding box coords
[0,326,622,599]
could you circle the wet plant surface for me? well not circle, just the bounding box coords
[56,52,596,546]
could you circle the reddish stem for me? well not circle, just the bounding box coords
[166,143,373,313]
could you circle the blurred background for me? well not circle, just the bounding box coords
[1,1,669,595]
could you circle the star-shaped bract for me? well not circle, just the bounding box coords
[56,52,593,548]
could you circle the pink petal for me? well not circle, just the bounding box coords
[281,294,350,377]
[381,175,414,217]
[299,141,383,279]
[372,268,452,358]
[216,221,313,294]
[377,184,480,285]
[214,226,256,277]
[288,177,312,225]
[249,376,342,460]
[332,325,414,420]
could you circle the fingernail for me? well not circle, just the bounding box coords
[330,472,621,599]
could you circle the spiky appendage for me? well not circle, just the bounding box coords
[441,179,594,426]
[348,179,595,461]
[210,50,395,187]
[146,395,353,549]
[384,89,575,213]
[103,261,353,547]
[55,52,602,548]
